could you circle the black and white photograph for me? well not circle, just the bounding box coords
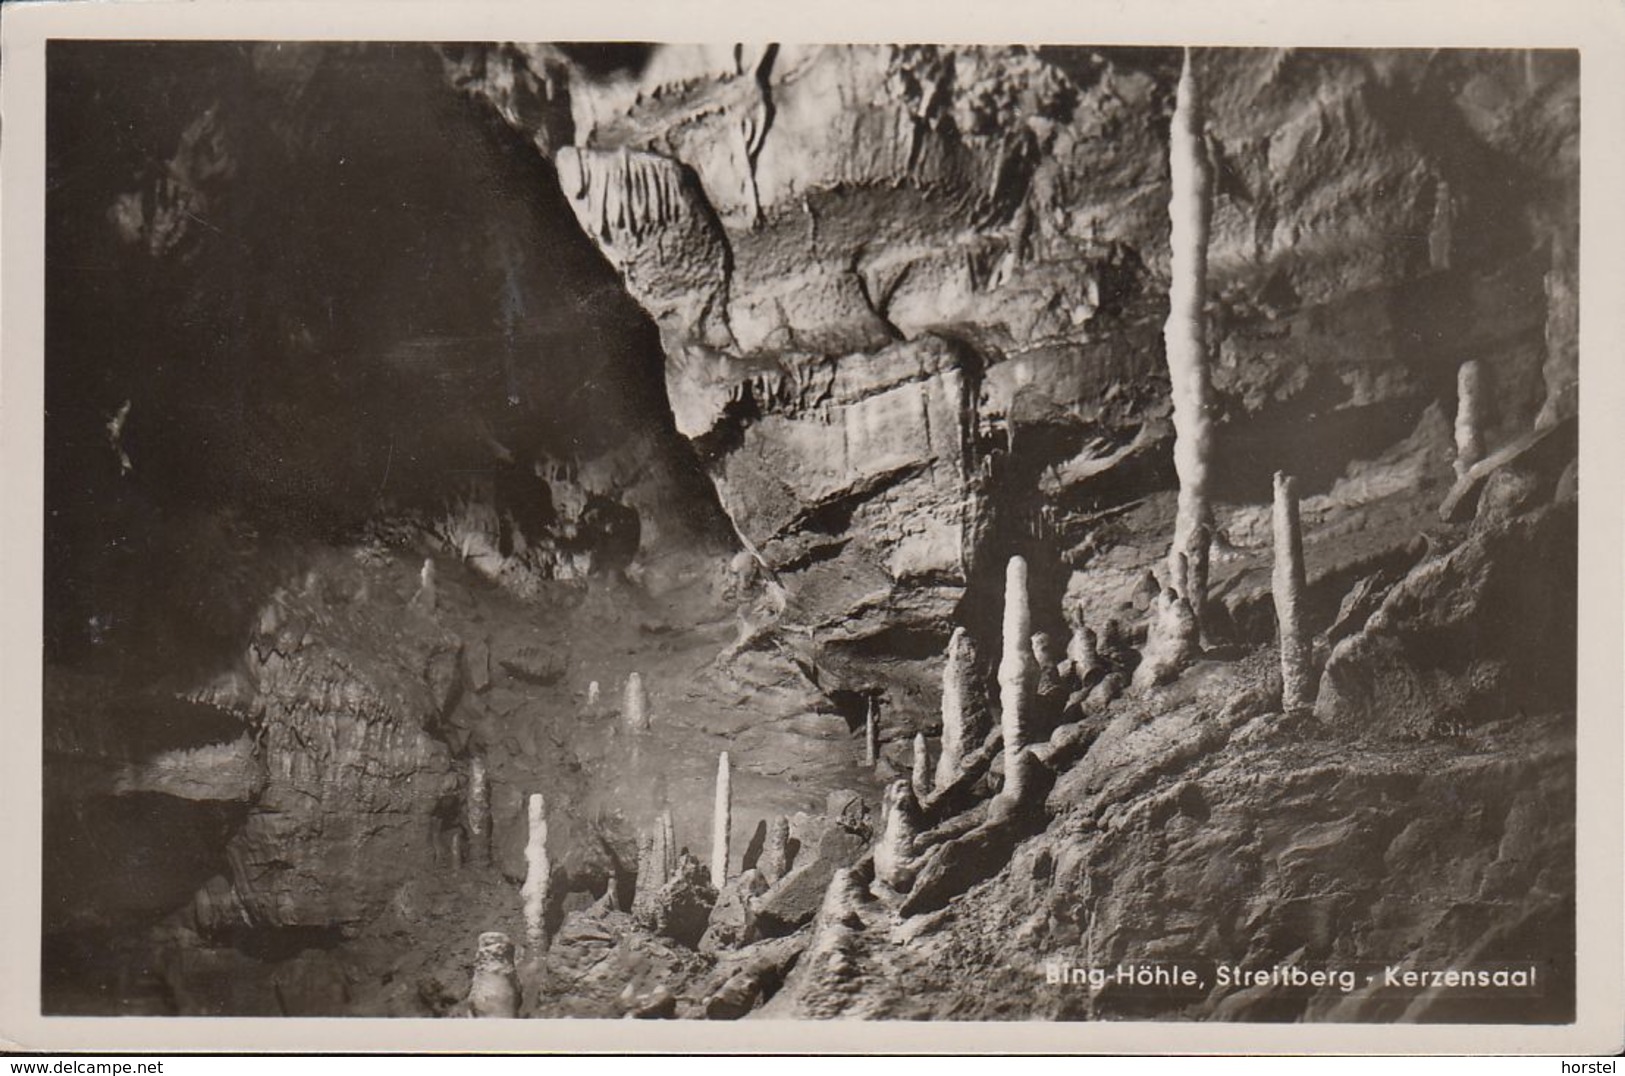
[4,0,1623,1055]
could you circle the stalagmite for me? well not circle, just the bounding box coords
[934,627,989,790]
[998,556,1037,799]
[1454,360,1486,480]
[1164,47,1216,628]
[410,558,438,613]
[624,672,651,732]
[521,793,550,956]
[631,831,658,923]
[759,815,791,884]
[649,817,670,894]
[1272,471,1314,714]
[874,779,922,892]
[711,751,732,889]
[466,753,491,867]
[1066,620,1101,686]
[586,680,601,708]
[910,732,931,801]
[659,808,677,880]
[864,698,879,768]
[1133,586,1201,690]
[466,932,519,1018]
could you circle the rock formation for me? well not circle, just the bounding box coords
[758,815,792,885]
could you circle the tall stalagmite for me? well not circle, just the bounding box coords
[998,556,1037,799]
[521,793,550,956]
[1164,47,1216,627]
[1272,471,1314,713]
[711,751,732,889]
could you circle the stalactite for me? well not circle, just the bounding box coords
[1272,471,1314,713]
[1454,360,1486,480]
[554,146,691,251]
[521,793,550,956]
[467,932,519,1018]
[759,815,791,884]
[934,627,989,790]
[711,751,732,889]
[624,672,651,732]
[466,753,491,868]
[874,779,922,892]
[910,732,931,801]
[998,556,1037,798]
[1164,46,1216,629]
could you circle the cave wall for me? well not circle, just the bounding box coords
[458,43,1578,697]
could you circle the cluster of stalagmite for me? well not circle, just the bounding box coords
[1163,46,1216,629]
[1272,471,1315,713]
[997,556,1037,803]
[521,792,550,956]
[1133,584,1200,690]
[711,751,732,889]
[623,672,651,732]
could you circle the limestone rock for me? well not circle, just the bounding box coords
[1316,501,1576,738]
[698,868,770,954]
